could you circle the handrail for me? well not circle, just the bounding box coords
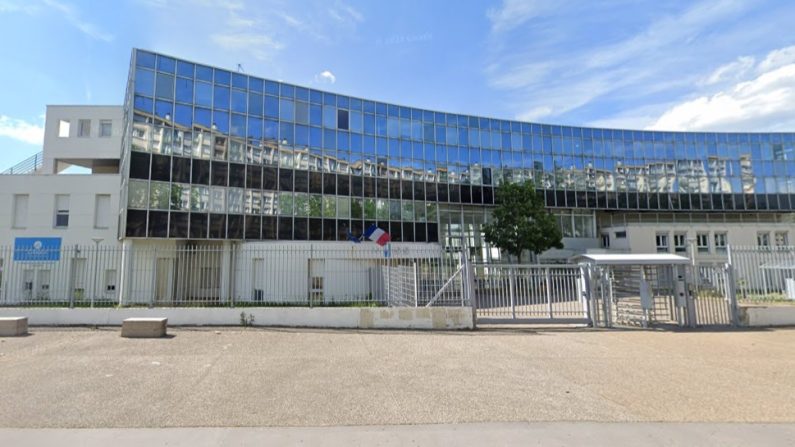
[1,151,43,175]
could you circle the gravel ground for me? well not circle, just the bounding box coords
[0,326,793,428]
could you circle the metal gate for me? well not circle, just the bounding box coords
[692,263,736,326]
[585,260,737,328]
[471,264,590,324]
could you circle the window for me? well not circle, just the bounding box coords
[714,232,727,252]
[99,120,112,137]
[601,233,610,248]
[615,231,627,239]
[78,119,91,137]
[95,194,111,229]
[54,194,70,228]
[13,194,28,228]
[655,233,669,253]
[775,231,789,247]
[673,233,687,253]
[696,232,709,253]
[337,109,349,130]
[757,232,770,247]
[58,120,70,138]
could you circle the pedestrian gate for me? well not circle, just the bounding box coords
[576,254,737,328]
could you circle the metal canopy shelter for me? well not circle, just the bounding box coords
[572,253,691,266]
[574,253,713,328]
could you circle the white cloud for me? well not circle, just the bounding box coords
[648,51,795,131]
[42,0,113,42]
[486,0,759,123]
[314,70,336,84]
[210,32,284,60]
[0,115,45,146]
[701,55,755,86]
[486,0,561,33]
[0,0,40,13]
[328,0,363,25]
[756,45,795,73]
[583,0,746,70]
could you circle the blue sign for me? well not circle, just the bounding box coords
[13,237,62,262]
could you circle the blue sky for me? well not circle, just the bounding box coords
[3,0,795,170]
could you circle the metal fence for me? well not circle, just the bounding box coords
[729,245,795,302]
[0,244,466,308]
[472,264,588,323]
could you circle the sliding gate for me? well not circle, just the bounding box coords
[472,264,590,324]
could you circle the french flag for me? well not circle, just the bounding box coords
[364,224,391,246]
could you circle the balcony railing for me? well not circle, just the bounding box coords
[1,151,43,174]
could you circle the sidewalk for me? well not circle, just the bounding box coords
[2,423,794,447]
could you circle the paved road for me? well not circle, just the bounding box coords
[0,327,794,428]
[1,423,794,446]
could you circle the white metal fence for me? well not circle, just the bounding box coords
[0,244,467,308]
[729,245,795,302]
[472,264,589,324]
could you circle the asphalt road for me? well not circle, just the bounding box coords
[1,326,794,428]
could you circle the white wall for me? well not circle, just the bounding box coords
[0,174,121,247]
[0,306,475,330]
[600,222,793,261]
[43,105,123,173]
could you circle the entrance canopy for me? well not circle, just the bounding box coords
[572,253,691,266]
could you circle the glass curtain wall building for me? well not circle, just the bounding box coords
[121,49,795,259]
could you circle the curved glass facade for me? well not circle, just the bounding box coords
[121,49,795,244]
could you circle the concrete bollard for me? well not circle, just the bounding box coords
[0,317,28,336]
[121,317,168,338]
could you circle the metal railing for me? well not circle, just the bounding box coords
[1,151,43,175]
[729,245,795,303]
[0,244,467,308]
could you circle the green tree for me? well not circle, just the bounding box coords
[483,181,563,263]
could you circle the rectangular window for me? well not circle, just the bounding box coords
[615,231,627,239]
[95,194,111,229]
[58,120,70,138]
[337,109,349,130]
[775,231,789,247]
[696,232,709,253]
[78,119,91,137]
[13,194,29,228]
[655,233,669,253]
[714,232,727,252]
[99,120,112,137]
[757,232,770,247]
[55,194,70,228]
[673,233,687,253]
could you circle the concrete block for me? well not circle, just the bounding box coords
[0,317,28,336]
[121,317,168,338]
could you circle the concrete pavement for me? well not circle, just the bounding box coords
[1,423,794,446]
[0,327,794,428]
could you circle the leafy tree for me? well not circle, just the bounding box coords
[483,181,563,263]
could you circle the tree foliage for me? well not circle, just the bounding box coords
[483,181,563,263]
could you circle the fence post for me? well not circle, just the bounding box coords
[725,263,739,326]
[544,267,552,319]
[68,245,77,309]
[508,270,516,319]
[413,261,419,307]
[150,246,157,308]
